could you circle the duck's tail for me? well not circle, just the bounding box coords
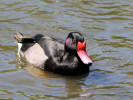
[14,30,35,43]
[14,30,24,43]
[14,30,35,57]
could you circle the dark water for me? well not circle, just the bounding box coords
[0,0,133,99]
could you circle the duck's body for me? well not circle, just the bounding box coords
[14,31,92,75]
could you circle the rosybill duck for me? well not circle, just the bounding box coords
[14,31,92,75]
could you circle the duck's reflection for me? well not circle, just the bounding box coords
[16,60,91,98]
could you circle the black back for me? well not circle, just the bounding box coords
[33,34,65,58]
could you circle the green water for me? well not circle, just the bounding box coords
[0,0,133,99]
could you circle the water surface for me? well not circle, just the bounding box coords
[0,0,133,99]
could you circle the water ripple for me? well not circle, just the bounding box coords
[0,0,133,99]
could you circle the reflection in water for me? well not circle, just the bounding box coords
[16,61,91,99]
[0,0,133,99]
[23,62,60,78]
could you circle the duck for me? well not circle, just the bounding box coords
[14,31,92,75]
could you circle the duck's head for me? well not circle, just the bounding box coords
[65,32,92,66]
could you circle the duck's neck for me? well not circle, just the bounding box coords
[60,50,77,62]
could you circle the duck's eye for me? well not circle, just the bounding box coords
[73,39,76,42]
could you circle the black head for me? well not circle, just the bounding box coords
[65,32,84,52]
[65,32,92,65]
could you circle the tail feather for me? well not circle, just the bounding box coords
[14,30,23,43]
[14,30,36,57]
[14,30,35,43]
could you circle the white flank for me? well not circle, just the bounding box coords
[17,43,22,57]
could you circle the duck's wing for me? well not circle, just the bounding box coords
[34,35,65,58]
